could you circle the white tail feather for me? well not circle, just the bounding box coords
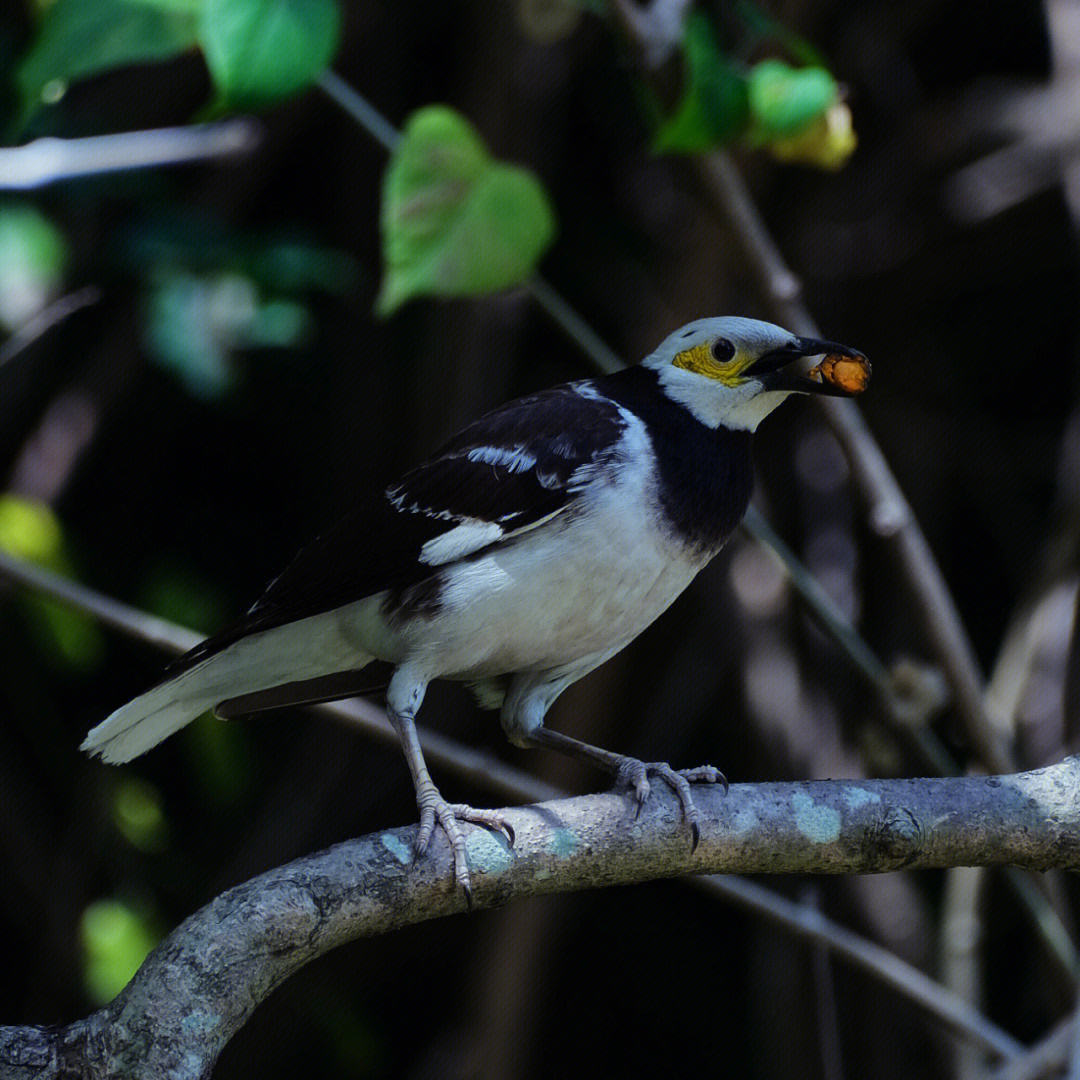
[82,612,375,764]
[81,657,225,764]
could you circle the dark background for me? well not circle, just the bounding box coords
[2,1,1078,1077]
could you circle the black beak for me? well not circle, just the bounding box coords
[747,337,868,396]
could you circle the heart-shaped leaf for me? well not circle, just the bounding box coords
[747,59,837,140]
[197,0,340,110]
[376,106,556,317]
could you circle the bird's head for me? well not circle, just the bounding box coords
[641,316,868,431]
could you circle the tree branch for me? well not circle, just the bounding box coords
[6,757,1074,1077]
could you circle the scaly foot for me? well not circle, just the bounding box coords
[415,786,515,904]
[614,759,728,850]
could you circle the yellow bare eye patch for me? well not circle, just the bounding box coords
[672,343,749,386]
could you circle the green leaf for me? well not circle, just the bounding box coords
[16,0,198,126]
[747,59,837,140]
[197,0,340,109]
[653,12,749,154]
[376,106,557,317]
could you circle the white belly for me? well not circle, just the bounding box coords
[399,483,706,680]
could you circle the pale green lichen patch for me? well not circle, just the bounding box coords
[181,1012,221,1036]
[466,829,514,874]
[380,833,412,865]
[548,828,578,858]
[792,792,841,843]
[842,785,881,810]
[534,867,553,881]
[733,808,760,834]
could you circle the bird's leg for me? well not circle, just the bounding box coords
[385,677,514,902]
[525,726,726,850]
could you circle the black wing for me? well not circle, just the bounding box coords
[167,379,629,672]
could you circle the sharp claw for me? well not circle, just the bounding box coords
[415,822,432,856]
[719,773,729,796]
[690,819,700,852]
[462,883,474,910]
[503,822,516,847]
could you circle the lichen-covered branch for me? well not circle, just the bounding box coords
[4,758,1077,1078]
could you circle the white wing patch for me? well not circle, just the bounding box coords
[419,519,505,566]
[466,445,536,473]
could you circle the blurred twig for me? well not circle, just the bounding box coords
[0,549,1030,1051]
[713,876,1025,1062]
[0,286,101,368]
[0,121,261,189]
[942,865,990,1079]
[609,0,692,67]
[316,70,399,151]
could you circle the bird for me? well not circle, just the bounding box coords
[82,316,868,900]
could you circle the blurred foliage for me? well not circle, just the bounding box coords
[377,106,557,316]
[746,59,838,140]
[15,0,198,129]
[145,267,312,397]
[16,0,339,129]
[80,899,160,1005]
[0,201,68,327]
[0,495,104,668]
[653,12,750,152]
[111,776,169,853]
[651,9,855,167]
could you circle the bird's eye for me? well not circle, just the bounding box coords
[710,338,735,363]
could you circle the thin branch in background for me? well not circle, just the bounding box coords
[316,69,400,151]
[804,883,846,1080]
[0,549,1027,1049]
[709,875,1026,1062]
[0,120,261,190]
[1070,999,1080,1080]
[0,286,102,369]
[524,274,625,374]
[942,865,990,1078]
